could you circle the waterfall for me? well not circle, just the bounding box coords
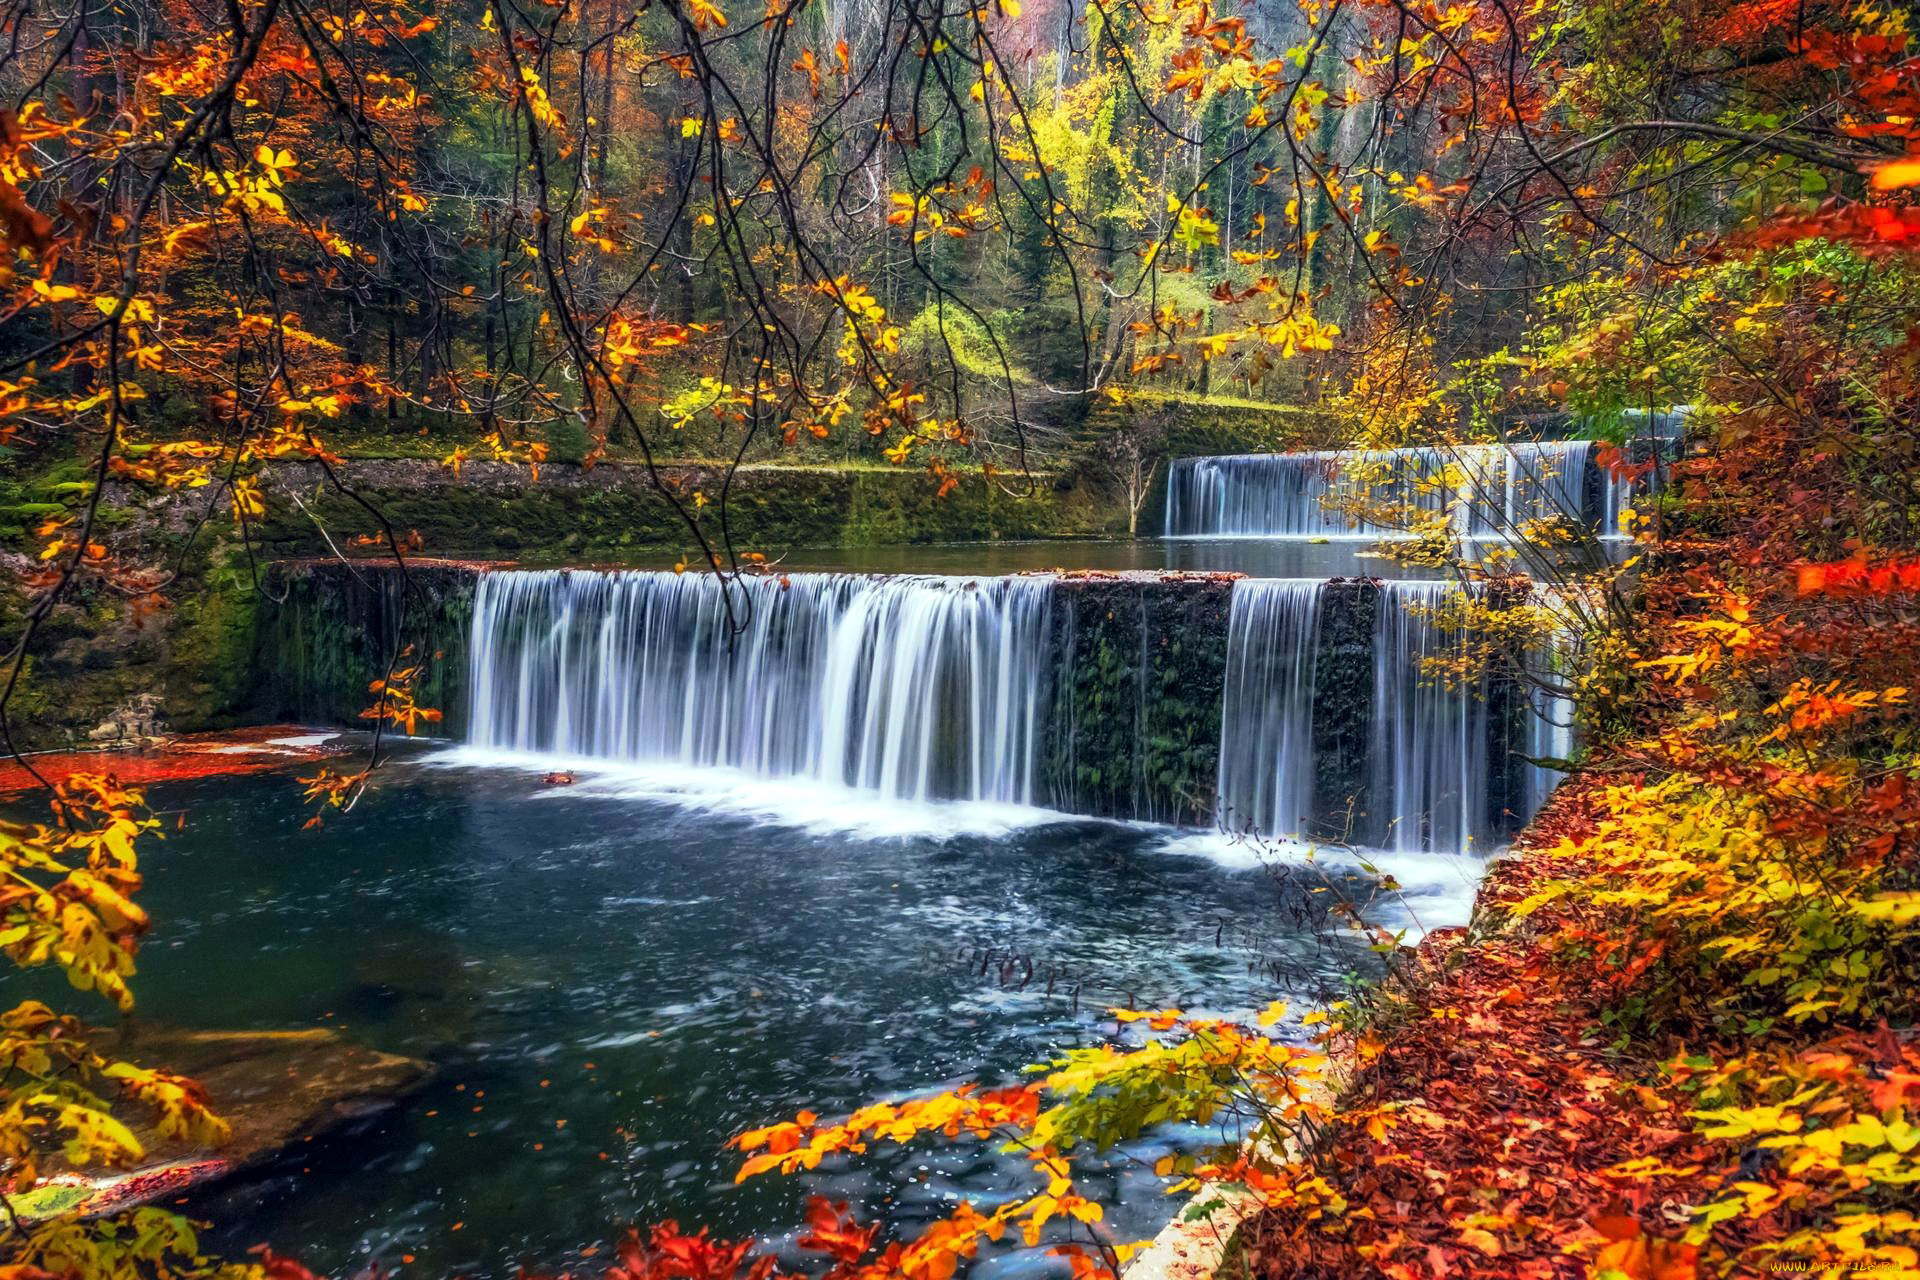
[458,568,1551,849]
[1163,440,1622,540]
[1367,581,1488,853]
[1213,578,1523,853]
[467,569,1055,806]
[1520,625,1576,823]
[1213,579,1512,852]
[1215,580,1324,840]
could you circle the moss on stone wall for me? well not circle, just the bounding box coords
[167,559,261,727]
[1042,576,1233,825]
[1307,580,1380,841]
[9,455,1117,746]
[1,539,265,750]
[1078,397,1343,536]
[1084,393,1338,458]
[255,561,475,735]
[249,460,1121,560]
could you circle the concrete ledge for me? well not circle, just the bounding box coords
[1126,1185,1266,1280]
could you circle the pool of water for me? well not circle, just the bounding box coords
[509,537,1452,579]
[6,751,1481,1276]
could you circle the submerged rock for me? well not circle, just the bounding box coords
[15,1026,431,1221]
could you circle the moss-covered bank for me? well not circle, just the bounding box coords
[1074,394,1341,536]
[2,541,263,751]
[5,456,1121,747]
[253,560,476,736]
[250,458,1121,559]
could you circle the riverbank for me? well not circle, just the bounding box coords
[243,458,1124,557]
[1229,776,1695,1277]
[1117,733,1916,1280]
[12,1026,431,1225]
[1216,748,1918,1277]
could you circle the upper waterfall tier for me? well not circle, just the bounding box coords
[1164,440,1628,540]
[468,570,1054,806]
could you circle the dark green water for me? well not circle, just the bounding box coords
[17,753,1456,1277]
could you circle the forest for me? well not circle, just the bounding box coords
[1,0,1917,1275]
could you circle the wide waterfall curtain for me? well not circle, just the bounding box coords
[467,570,1055,806]
[467,569,1554,850]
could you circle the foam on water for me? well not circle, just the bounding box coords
[427,746,1076,840]
[1154,828,1487,939]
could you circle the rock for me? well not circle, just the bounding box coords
[85,692,167,744]
[14,1026,432,1222]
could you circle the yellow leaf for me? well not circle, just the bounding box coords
[1855,892,1920,924]
[1869,158,1920,190]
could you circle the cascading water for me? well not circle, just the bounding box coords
[458,568,1549,850]
[1212,578,1506,853]
[1163,440,1623,540]
[1524,676,1575,823]
[1214,580,1324,840]
[466,569,1055,806]
[1367,581,1488,853]
[1163,418,1695,833]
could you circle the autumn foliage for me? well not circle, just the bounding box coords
[0,777,249,1280]
[548,0,1920,1277]
[3,0,1920,1266]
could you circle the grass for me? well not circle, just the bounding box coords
[1118,387,1326,413]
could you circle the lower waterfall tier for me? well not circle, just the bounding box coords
[260,562,1566,850]
[1214,578,1569,852]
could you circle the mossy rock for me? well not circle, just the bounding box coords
[1043,577,1234,824]
[255,560,475,733]
[17,1026,430,1223]
[1308,580,1379,840]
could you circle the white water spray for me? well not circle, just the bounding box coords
[1215,580,1325,840]
[1367,581,1488,853]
